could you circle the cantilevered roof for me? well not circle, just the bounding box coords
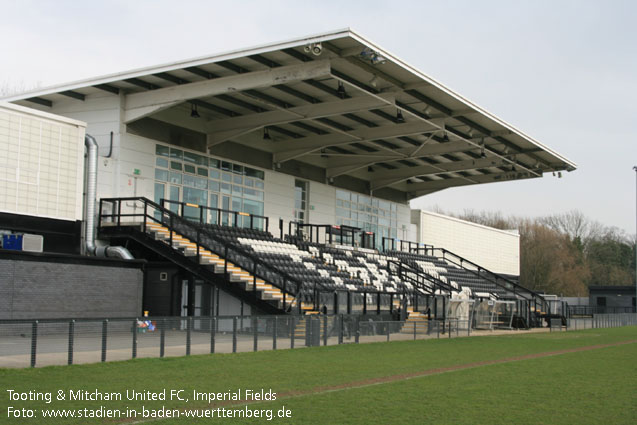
[2,28,576,201]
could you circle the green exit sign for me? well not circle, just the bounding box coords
[133,168,141,176]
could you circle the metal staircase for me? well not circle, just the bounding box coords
[98,197,316,315]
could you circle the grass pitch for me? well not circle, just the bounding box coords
[1,327,636,424]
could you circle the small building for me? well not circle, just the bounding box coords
[589,286,636,314]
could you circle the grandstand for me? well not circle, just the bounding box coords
[0,29,575,329]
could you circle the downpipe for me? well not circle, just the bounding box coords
[84,134,133,260]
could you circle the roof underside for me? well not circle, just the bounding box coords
[2,29,576,201]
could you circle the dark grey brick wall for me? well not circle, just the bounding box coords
[0,259,143,319]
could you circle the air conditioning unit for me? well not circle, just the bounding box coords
[22,234,44,253]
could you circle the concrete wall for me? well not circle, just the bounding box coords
[411,210,520,275]
[0,254,143,319]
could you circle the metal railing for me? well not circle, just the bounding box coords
[98,197,311,313]
[0,316,474,368]
[563,313,637,331]
[160,199,269,231]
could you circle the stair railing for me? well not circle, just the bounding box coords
[99,197,321,314]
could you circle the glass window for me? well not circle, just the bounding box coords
[156,145,170,157]
[220,183,231,194]
[360,195,371,206]
[169,186,180,214]
[170,161,182,171]
[336,190,349,201]
[197,167,208,177]
[183,187,207,205]
[154,182,165,204]
[183,174,196,187]
[183,187,208,221]
[336,199,343,207]
[232,164,243,175]
[231,197,242,212]
[156,157,168,168]
[244,177,254,187]
[245,167,264,180]
[194,177,208,190]
[184,164,196,174]
[232,185,242,195]
[255,180,264,189]
[169,172,182,184]
[183,150,197,164]
[155,169,168,182]
[344,201,350,209]
[209,169,220,180]
[209,181,220,192]
[244,188,263,200]
[336,208,349,218]
[194,153,207,166]
[221,172,232,182]
[233,174,242,185]
[209,158,219,169]
[379,200,390,210]
[243,199,264,216]
[169,148,183,160]
[221,161,231,171]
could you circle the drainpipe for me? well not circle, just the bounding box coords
[84,134,98,256]
[84,134,134,260]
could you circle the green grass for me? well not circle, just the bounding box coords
[1,327,636,424]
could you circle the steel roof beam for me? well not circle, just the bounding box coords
[206,94,394,146]
[272,120,439,164]
[330,72,541,179]
[60,90,85,101]
[370,156,510,190]
[405,171,539,199]
[325,140,472,178]
[123,60,332,123]
[25,97,53,107]
[94,84,120,94]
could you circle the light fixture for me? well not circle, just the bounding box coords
[558,171,562,178]
[367,166,374,173]
[263,127,271,140]
[369,75,379,87]
[510,164,516,172]
[190,103,200,118]
[480,147,486,158]
[552,171,556,176]
[396,109,405,123]
[406,179,413,185]
[320,148,328,158]
[337,81,346,99]
[442,132,450,142]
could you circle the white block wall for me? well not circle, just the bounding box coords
[0,103,86,221]
[412,210,520,275]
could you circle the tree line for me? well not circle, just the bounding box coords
[433,208,636,296]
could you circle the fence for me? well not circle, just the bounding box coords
[3,314,635,368]
[562,313,637,331]
[0,316,473,368]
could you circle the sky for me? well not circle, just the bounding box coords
[1,0,635,235]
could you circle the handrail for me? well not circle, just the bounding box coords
[98,197,321,313]
[414,246,544,303]
[160,198,269,232]
[381,237,433,253]
[386,259,454,295]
